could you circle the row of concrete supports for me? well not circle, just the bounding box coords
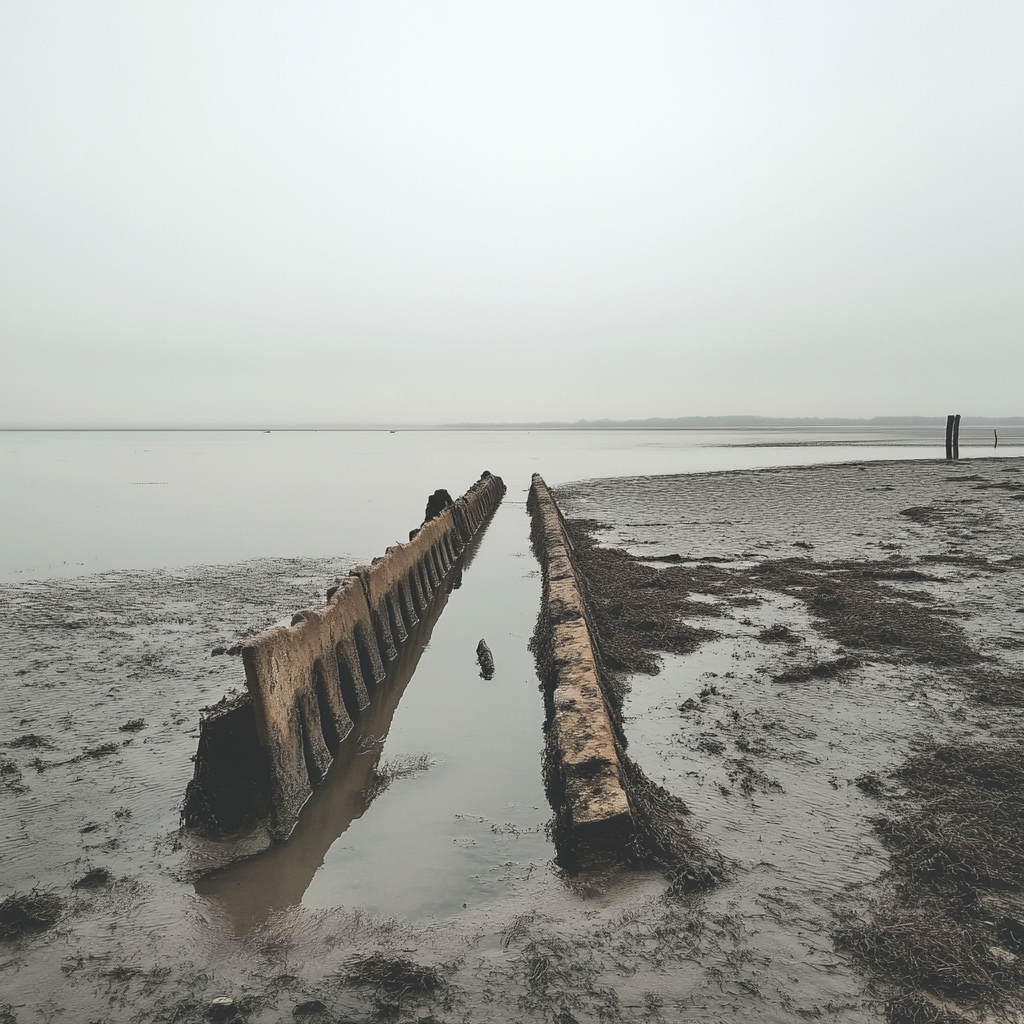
[182,471,506,842]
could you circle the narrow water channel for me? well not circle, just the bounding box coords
[198,495,555,929]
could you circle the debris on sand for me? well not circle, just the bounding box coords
[8,734,51,749]
[772,655,861,684]
[0,891,63,940]
[118,719,146,732]
[837,741,1024,1017]
[207,996,238,1021]
[756,623,801,644]
[73,867,112,889]
[83,742,120,758]
[339,951,445,995]
[854,772,886,797]
[291,999,327,1016]
[0,756,25,793]
[476,638,495,679]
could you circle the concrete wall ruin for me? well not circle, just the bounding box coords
[183,471,505,842]
[527,474,634,863]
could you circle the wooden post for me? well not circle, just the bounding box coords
[953,414,961,459]
[995,429,999,448]
[945,415,955,459]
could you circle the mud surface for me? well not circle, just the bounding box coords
[2,457,1023,1023]
[556,457,1024,1021]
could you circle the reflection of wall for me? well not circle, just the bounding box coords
[194,568,456,934]
[182,472,505,844]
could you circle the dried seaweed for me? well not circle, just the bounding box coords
[749,558,981,668]
[340,951,444,996]
[837,742,1024,1014]
[0,890,63,940]
[562,520,722,677]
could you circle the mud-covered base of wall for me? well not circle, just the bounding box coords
[528,473,721,886]
[532,610,720,884]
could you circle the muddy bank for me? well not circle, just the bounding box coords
[555,457,1024,1022]
[2,457,1022,1023]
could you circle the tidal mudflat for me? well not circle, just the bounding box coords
[2,452,1023,1023]
[555,457,1024,1022]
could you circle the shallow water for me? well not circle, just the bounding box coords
[3,425,1021,581]
[196,500,555,927]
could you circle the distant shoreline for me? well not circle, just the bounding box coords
[3,416,1024,432]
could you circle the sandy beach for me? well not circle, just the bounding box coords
[3,456,1023,1023]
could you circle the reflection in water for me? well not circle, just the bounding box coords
[196,519,490,933]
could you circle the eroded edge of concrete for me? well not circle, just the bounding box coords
[527,473,634,863]
[183,471,506,842]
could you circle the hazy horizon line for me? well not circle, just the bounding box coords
[3,414,1023,432]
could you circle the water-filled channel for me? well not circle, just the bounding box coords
[195,497,555,927]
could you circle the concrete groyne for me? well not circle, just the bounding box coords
[527,474,634,863]
[183,471,505,842]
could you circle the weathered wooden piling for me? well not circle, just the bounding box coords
[183,471,506,841]
[953,413,961,459]
[946,414,955,460]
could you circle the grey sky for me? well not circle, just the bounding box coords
[2,2,1021,425]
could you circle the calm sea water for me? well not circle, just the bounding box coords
[2,425,1019,582]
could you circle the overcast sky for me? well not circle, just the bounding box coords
[2,2,1021,425]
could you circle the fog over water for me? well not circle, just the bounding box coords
[2,3,1022,426]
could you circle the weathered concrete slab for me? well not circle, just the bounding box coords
[527,473,633,861]
[183,471,506,841]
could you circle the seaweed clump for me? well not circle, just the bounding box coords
[340,951,445,997]
[0,890,63,940]
[562,519,723,677]
[836,742,1024,1019]
[749,557,981,669]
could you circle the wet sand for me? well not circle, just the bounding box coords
[2,457,1023,1023]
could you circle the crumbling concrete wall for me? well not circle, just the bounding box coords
[527,474,634,863]
[183,471,505,842]
[528,474,718,883]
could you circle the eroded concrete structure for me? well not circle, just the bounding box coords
[527,474,634,863]
[183,471,505,841]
